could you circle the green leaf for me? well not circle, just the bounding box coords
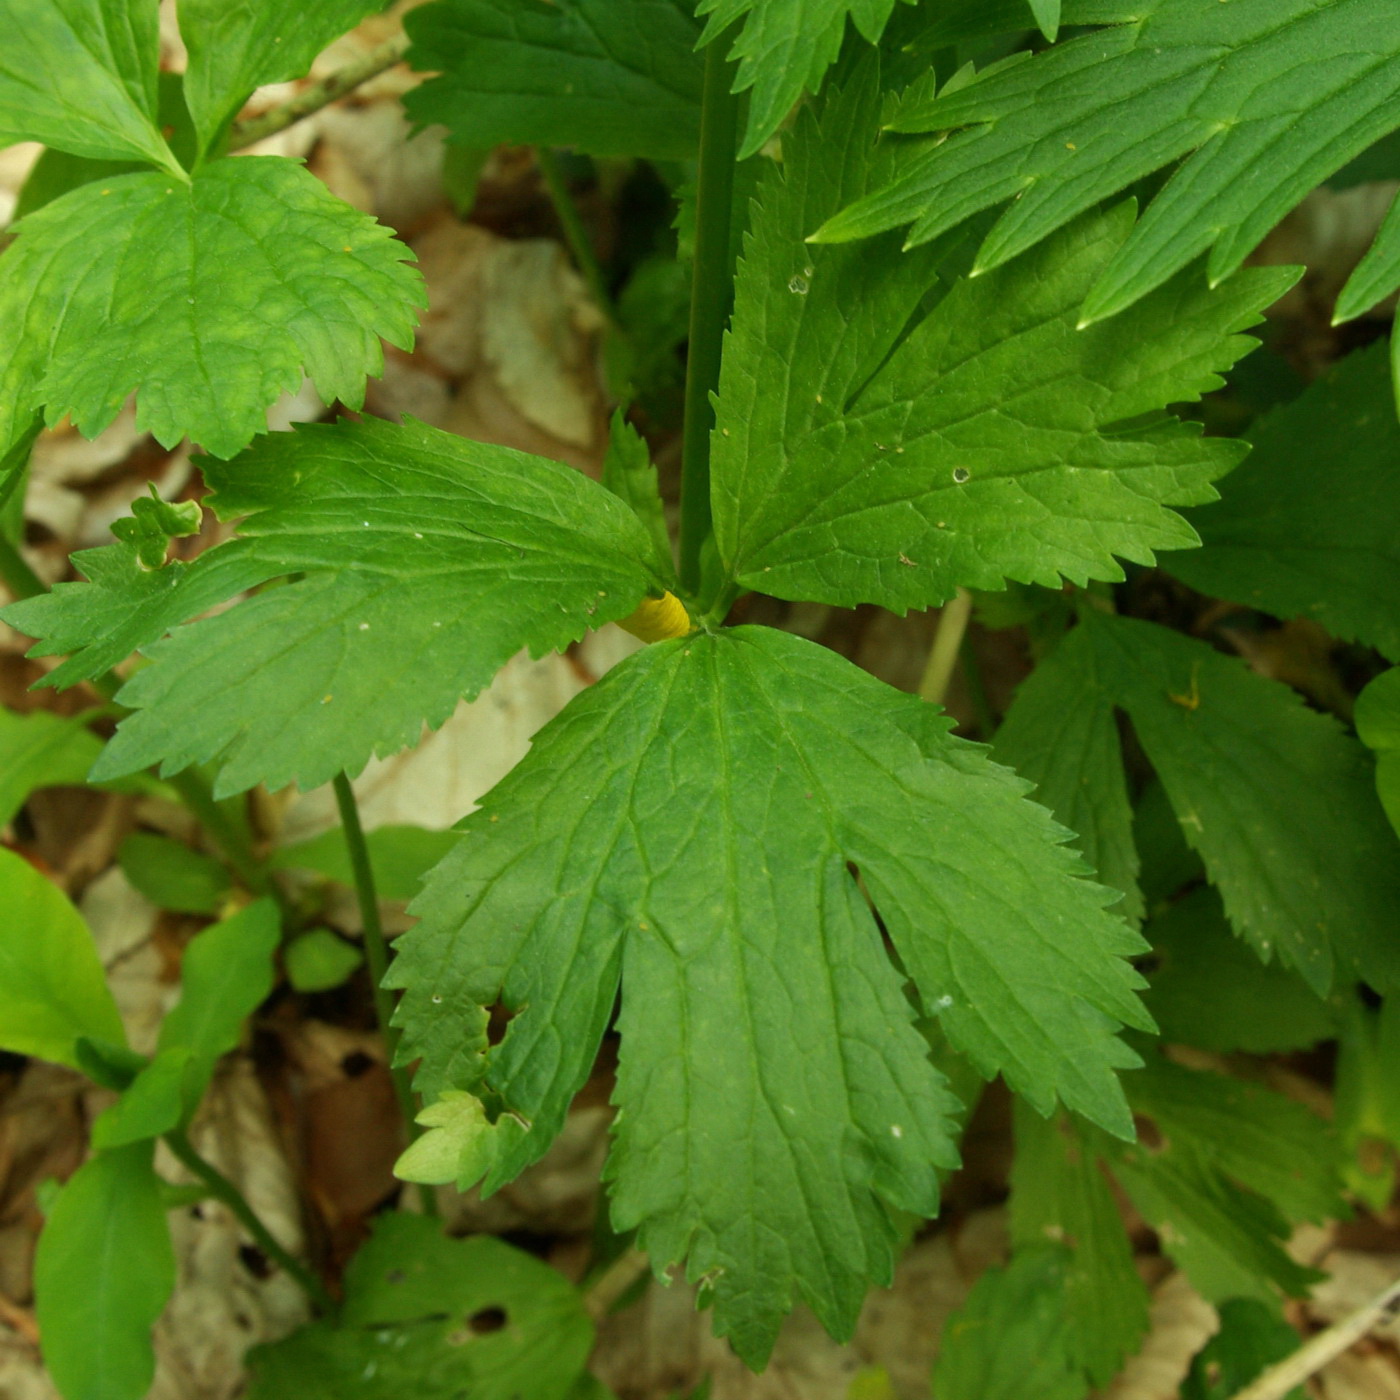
[1357,666,1400,838]
[272,824,460,902]
[1010,1104,1148,1386]
[1027,0,1060,41]
[34,1142,175,1400]
[0,847,125,1067]
[395,1090,503,1191]
[1108,1142,1318,1304]
[0,0,177,172]
[601,413,674,583]
[158,899,281,1062]
[391,626,1150,1362]
[1335,194,1400,323]
[283,929,365,992]
[0,706,104,827]
[246,1214,594,1400]
[993,623,1140,922]
[1142,888,1337,1055]
[404,0,704,160]
[0,156,421,460]
[1166,342,1400,661]
[697,0,912,158]
[932,1246,1086,1400]
[1182,1299,1305,1400]
[817,0,1400,324]
[3,417,663,796]
[118,833,232,915]
[93,901,280,1145]
[1081,611,1400,995]
[179,0,384,157]
[712,64,1292,612]
[1127,1055,1343,1225]
[11,73,200,221]
[91,1047,197,1149]
[110,485,203,571]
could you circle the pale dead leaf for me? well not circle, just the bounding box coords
[1317,1349,1400,1400]
[1308,1251,1400,1345]
[1102,1272,1218,1400]
[80,867,172,1056]
[151,1059,309,1400]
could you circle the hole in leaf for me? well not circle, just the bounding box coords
[467,1306,507,1335]
[239,1244,272,1279]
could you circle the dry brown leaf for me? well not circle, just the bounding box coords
[80,868,174,1055]
[1307,1251,1400,1345]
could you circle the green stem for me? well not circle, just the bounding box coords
[164,1128,337,1316]
[678,38,740,599]
[331,773,433,1210]
[229,32,411,150]
[537,149,619,328]
[919,590,974,707]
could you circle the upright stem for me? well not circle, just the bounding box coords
[536,149,619,328]
[164,1128,337,1316]
[919,589,974,706]
[678,39,740,598]
[331,775,431,1188]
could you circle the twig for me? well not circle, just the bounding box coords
[164,1128,337,1316]
[919,589,974,706]
[584,1248,651,1322]
[230,32,411,150]
[1227,1270,1400,1400]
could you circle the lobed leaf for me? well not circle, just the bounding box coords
[1081,612,1400,995]
[391,626,1149,1362]
[404,0,704,160]
[179,0,384,157]
[696,0,912,158]
[998,614,1400,995]
[247,1214,594,1400]
[817,0,1400,324]
[1166,342,1400,662]
[0,0,176,171]
[932,1246,1084,1400]
[0,156,422,460]
[1010,1105,1148,1386]
[711,64,1293,613]
[2,417,665,796]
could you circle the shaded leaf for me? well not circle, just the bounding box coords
[932,1246,1086,1400]
[246,1214,593,1400]
[1166,342,1400,661]
[0,707,104,827]
[273,824,460,902]
[404,0,704,160]
[118,832,231,915]
[283,929,364,992]
[1357,666,1400,838]
[1010,1103,1149,1387]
